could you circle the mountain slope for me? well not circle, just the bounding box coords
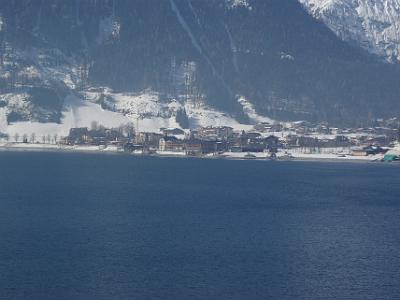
[299,0,400,62]
[0,0,399,131]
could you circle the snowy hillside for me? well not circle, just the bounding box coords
[3,91,263,138]
[83,88,263,132]
[299,0,400,62]
[0,19,270,136]
[1,0,400,129]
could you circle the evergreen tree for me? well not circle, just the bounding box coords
[176,108,189,129]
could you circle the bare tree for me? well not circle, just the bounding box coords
[90,121,98,131]
[120,122,135,139]
[53,133,58,144]
[42,135,46,144]
[46,134,51,144]
[30,133,36,143]
[14,133,19,143]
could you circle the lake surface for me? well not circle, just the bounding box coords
[0,151,399,300]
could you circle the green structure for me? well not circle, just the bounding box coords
[384,154,399,162]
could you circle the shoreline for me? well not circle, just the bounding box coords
[0,143,397,164]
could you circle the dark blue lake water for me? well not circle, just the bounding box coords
[0,151,399,300]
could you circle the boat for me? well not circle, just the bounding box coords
[280,152,294,160]
[244,152,257,159]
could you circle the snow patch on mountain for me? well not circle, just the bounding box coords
[238,97,274,124]
[226,0,251,9]
[299,0,400,62]
[0,41,81,91]
[184,100,250,130]
[280,52,295,60]
[63,95,130,130]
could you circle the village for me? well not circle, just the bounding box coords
[1,117,400,162]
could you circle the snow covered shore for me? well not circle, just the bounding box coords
[0,142,391,163]
[0,142,123,154]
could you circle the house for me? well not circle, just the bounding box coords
[243,132,262,139]
[316,121,330,134]
[330,127,341,135]
[161,128,185,136]
[159,136,185,152]
[68,127,90,145]
[253,122,272,133]
[135,132,163,147]
[363,145,386,155]
[124,143,144,153]
[198,126,233,141]
[351,150,368,156]
[86,127,127,145]
[264,135,280,152]
[270,123,283,132]
[230,144,243,153]
[364,136,391,147]
[335,135,351,147]
[201,140,218,154]
[286,135,318,148]
[242,140,265,152]
[214,141,229,153]
[185,140,202,156]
